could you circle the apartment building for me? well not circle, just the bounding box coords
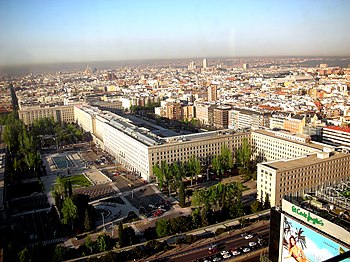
[257,148,350,207]
[195,103,211,125]
[228,109,270,130]
[19,105,75,125]
[270,114,306,134]
[322,126,350,147]
[213,106,230,128]
[182,105,195,121]
[165,102,182,120]
[208,85,218,102]
[252,129,323,162]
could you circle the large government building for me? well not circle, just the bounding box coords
[74,105,250,181]
[257,148,350,207]
[74,105,350,207]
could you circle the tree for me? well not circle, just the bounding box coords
[61,197,78,230]
[159,161,173,196]
[18,247,32,262]
[171,162,185,191]
[212,155,224,179]
[153,163,164,188]
[67,179,72,197]
[155,219,170,238]
[97,234,112,252]
[220,145,234,172]
[235,138,252,170]
[84,209,93,232]
[187,155,201,185]
[264,193,271,209]
[52,245,67,262]
[178,182,185,208]
[118,222,126,247]
[84,236,94,254]
[191,208,202,228]
[251,200,261,213]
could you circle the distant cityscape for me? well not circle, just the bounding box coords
[0,56,349,262]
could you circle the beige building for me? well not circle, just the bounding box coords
[182,105,195,121]
[208,85,218,102]
[252,129,323,162]
[195,103,211,125]
[19,105,75,125]
[257,149,350,207]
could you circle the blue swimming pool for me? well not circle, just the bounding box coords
[52,156,74,169]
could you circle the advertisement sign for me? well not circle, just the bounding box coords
[282,199,350,245]
[280,214,349,262]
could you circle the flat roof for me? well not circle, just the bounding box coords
[253,129,324,151]
[262,152,349,172]
[325,126,350,134]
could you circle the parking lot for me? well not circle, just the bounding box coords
[124,186,167,215]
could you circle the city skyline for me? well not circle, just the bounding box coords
[1,0,350,66]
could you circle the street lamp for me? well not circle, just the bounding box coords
[101,212,105,232]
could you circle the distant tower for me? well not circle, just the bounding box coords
[243,63,249,70]
[188,61,197,70]
[208,85,218,102]
[203,58,208,69]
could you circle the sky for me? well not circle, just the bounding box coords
[0,0,349,66]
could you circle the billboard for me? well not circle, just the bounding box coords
[280,214,350,262]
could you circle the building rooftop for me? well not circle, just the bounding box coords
[324,125,350,133]
[263,151,349,171]
[253,129,324,150]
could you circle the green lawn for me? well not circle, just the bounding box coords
[62,174,92,188]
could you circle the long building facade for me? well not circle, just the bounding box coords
[75,105,250,181]
[252,129,323,161]
[19,105,75,125]
[257,149,350,207]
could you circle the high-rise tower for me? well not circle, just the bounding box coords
[203,58,207,69]
[208,85,217,102]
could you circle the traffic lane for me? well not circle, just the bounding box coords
[165,226,269,262]
[146,222,269,261]
[168,230,269,262]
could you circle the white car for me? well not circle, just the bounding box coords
[223,253,232,259]
[245,234,253,239]
[220,250,229,256]
[231,250,241,256]
[212,257,222,262]
[249,241,257,247]
[243,247,251,253]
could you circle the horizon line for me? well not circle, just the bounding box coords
[2,55,350,68]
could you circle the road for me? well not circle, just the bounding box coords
[147,221,270,262]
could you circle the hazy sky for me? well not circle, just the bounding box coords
[0,0,349,65]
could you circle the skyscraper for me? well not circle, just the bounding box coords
[203,58,207,69]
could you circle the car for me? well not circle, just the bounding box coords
[212,256,222,262]
[222,253,231,259]
[220,250,229,256]
[231,250,241,256]
[249,241,257,247]
[240,232,247,237]
[208,244,218,254]
[243,247,251,253]
[245,234,253,239]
